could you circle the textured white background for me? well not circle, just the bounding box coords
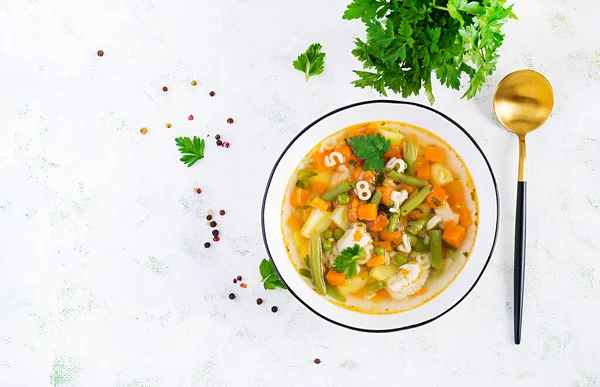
[1,0,599,386]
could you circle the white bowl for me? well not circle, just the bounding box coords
[261,100,499,332]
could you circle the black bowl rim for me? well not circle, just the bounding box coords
[261,99,500,333]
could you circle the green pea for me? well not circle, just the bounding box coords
[333,228,344,240]
[373,246,385,256]
[323,229,333,239]
[395,254,408,266]
[322,241,333,251]
[337,193,350,205]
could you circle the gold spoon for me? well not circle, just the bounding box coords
[493,69,554,345]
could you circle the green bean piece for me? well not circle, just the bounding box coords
[430,268,442,277]
[387,171,428,188]
[309,235,326,295]
[405,142,417,175]
[333,228,344,240]
[326,284,347,302]
[364,280,386,293]
[406,218,428,235]
[399,185,433,217]
[323,229,333,239]
[386,212,400,232]
[429,230,443,270]
[296,179,310,189]
[297,169,317,180]
[322,240,332,251]
[444,246,457,259]
[395,254,408,266]
[321,181,352,202]
[299,268,312,279]
[373,246,385,256]
[337,193,350,205]
[370,190,382,205]
[407,234,427,253]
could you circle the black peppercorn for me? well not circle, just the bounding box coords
[206,215,212,221]
[233,279,237,284]
[212,230,219,237]
[209,221,217,227]
[209,91,216,97]
[228,293,235,300]
[227,118,234,124]
[314,358,321,364]
[237,275,242,281]
[216,140,223,146]
[204,242,210,248]
[256,298,263,305]
[219,210,226,216]
[271,306,278,313]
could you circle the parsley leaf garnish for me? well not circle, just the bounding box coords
[175,136,205,167]
[332,244,364,279]
[343,0,516,103]
[347,133,390,172]
[293,43,326,81]
[259,259,287,290]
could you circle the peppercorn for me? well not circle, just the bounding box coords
[195,188,201,194]
[209,221,217,227]
[216,140,223,146]
[213,236,220,242]
[219,210,226,216]
[224,142,230,148]
[191,80,197,86]
[204,242,210,248]
[240,283,247,288]
[228,293,235,300]
[97,50,104,57]
[215,134,221,140]
[227,118,234,124]
[166,123,172,128]
[271,306,278,313]
[314,359,321,364]
[206,215,212,221]
[162,86,168,92]
[140,127,148,134]
[237,275,242,281]
[188,115,194,120]
[212,230,219,237]
[256,298,263,305]
[233,279,237,284]
[209,91,216,97]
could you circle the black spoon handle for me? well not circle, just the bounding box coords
[514,181,526,344]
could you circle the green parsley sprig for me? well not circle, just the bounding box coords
[175,136,205,167]
[293,43,326,81]
[343,0,517,103]
[347,133,390,172]
[332,244,364,279]
[259,259,287,290]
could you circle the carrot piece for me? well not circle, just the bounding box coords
[369,214,390,232]
[457,207,473,228]
[326,269,350,286]
[412,287,428,297]
[286,213,303,230]
[335,144,355,164]
[347,208,359,222]
[445,180,466,209]
[353,288,366,298]
[442,222,466,248]
[424,146,444,162]
[290,188,310,207]
[373,241,392,252]
[384,144,402,159]
[366,255,385,267]
[379,230,401,243]
[365,122,378,135]
[415,162,431,179]
[425,184,447,209]
[311,151,331,172]
[371,289,391,302]
[312,182,327,194]
[350,197,360,209]
[363,170,376,184]
[376,186,393,206]
[309,196,330,212]
[408,208,425,220]
[357,203,378,221]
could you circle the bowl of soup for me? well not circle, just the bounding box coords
[262,100,498,332]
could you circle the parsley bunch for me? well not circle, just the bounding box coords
[332,244,364,279]
[343,0,516,103]
[348,133,391,172]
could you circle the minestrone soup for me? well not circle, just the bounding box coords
[281,121,478,314]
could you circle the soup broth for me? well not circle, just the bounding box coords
[281,121,478,314]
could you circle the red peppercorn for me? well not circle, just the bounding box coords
[224,142,230,148]
[213,236,220,242]
[188,115,194,120]
[219,210,226,216]
[195,188,202,194]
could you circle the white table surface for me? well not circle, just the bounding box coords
[1,0,599,386]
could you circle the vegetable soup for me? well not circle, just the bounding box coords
[281,121,478,314]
